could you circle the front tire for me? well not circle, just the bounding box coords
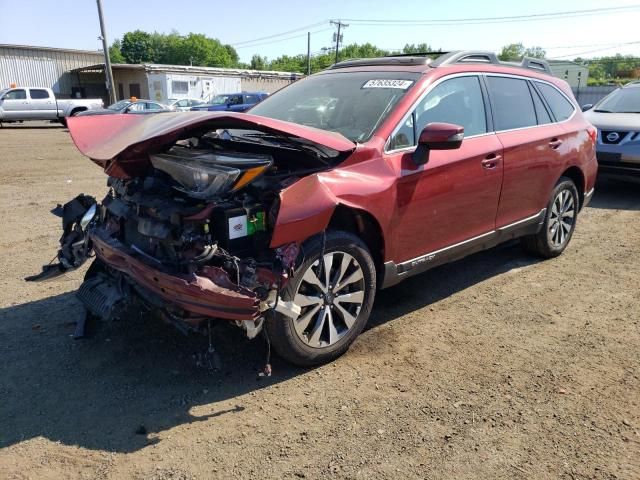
[266,231,376,367]
[521,176,579,258]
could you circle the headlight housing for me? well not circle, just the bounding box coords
[150,151,272,200]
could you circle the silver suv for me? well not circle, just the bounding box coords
[584,82,640,181]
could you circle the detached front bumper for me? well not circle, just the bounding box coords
[91,230,261,321]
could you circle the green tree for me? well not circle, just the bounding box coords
[524,46,546,59]
[402,43,432,54]
[108,39,125,64]
[498,43,546,61]
[113,30,240,67]
[224,44,239,65]
[250,54,268,70]
[120,30,154,63]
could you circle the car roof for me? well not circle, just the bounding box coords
[325,50,557,80]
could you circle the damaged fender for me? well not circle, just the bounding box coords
[270,152,397,251]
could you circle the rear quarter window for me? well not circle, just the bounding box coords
[535,82,575,121]
[486,77,537,131]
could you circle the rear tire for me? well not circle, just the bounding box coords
[265,231,376,367]
[521,176,579,258]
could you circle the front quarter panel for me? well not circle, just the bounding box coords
[270,146,396,252]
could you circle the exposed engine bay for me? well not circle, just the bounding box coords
[27,126,351,340]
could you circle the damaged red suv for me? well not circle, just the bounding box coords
[29,51,597,366]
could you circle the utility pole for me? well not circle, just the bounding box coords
[330,20,348,64]
[96,0,116,104]
[307,32,311,75]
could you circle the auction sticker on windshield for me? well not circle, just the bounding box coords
[362,79,414,89]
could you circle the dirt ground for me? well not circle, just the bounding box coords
[0,122,638,480]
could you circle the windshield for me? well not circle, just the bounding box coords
[107,100,131,111]
[209,94,233,105]
[250,71,420,142]
[0,88,9,98]
[595,87,640,113]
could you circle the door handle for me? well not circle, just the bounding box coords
[549,138,563,149]
[481,153,501,169]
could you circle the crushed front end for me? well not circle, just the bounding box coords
[27,113,353,340]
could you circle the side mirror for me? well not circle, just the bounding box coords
[581,104,593,112]
[413,122,464,165]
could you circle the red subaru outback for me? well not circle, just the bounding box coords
[29,51,597,366]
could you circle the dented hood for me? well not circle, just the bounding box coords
[67,112,356,168]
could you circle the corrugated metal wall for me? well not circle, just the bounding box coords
[572,86,617,106]
[241,76,293,94]
[0,46,103,97]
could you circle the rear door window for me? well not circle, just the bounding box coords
[486,77,537,131]
[535,82,575,121]
[528,83,553,125]
[30,89,50,99]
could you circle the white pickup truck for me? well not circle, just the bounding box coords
[0,87,103,126]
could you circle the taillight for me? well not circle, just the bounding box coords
[587,126,597,144]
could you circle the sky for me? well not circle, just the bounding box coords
[0,0,639,63]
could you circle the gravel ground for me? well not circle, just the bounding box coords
[0,122,638,479]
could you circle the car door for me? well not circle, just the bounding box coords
[486,75,567,227]
[175,99,189,111]
[385,74,504,263]
[242,94,261,111]
[1,89,29,120]
[228,95,245,112]
[29,89,57,119]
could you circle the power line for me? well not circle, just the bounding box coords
[550,41,640,59]
[231,21,328,47]
[234,28,332,50]
[342,5,640,26]
[230,5,640,51]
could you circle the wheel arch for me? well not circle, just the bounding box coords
[327,204,385,273]
[69,107,88,117]
[559,166,585,209]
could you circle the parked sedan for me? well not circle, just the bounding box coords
[77,99,172,116]
[583,82,640,181]
[167,98,206,111]
[190,92,268,112]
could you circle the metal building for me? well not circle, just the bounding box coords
[0,44,104,98]
[548,60,590,88]
[73,63,302,103]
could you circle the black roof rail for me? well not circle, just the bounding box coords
[520,57,552,74]
[383,51,449,58]
[329,56,434,69]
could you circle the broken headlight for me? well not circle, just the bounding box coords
[150,151,272,200]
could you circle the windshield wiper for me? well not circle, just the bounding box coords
[593,109,612,113]
[618,111,640,114]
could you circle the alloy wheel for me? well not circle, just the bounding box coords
[292,251,365,349]
[548,189,575,248]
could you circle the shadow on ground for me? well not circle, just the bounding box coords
[0,239,541,453]
[589,177,640,211]
[4,176,634,453]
